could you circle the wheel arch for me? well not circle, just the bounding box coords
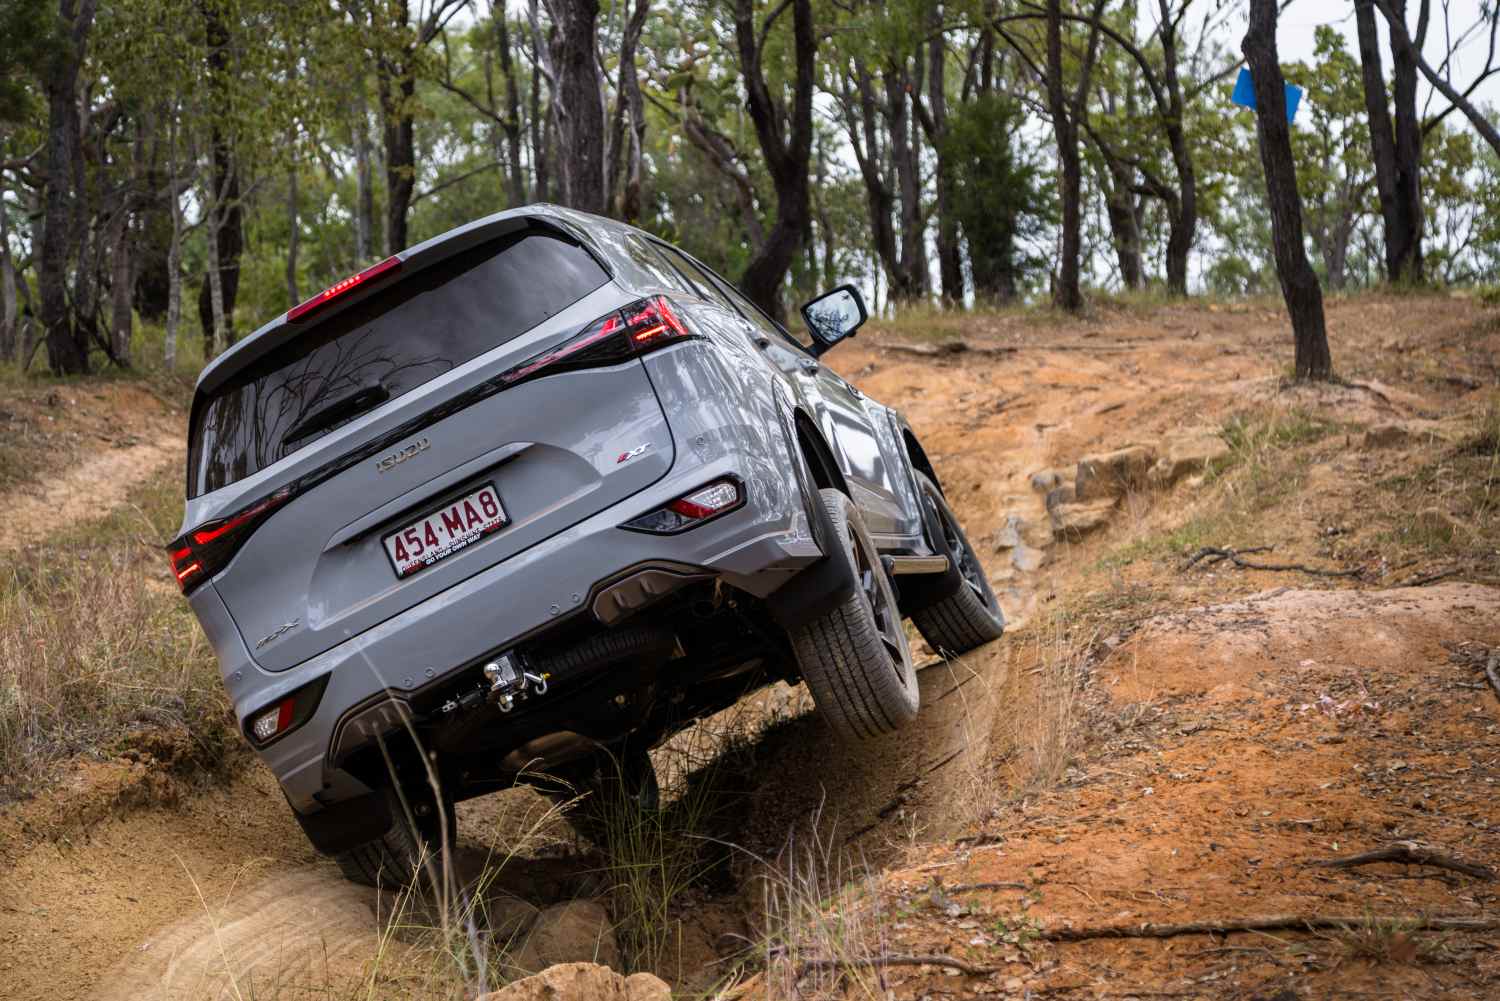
[901,426,943,493]
[794,409,850,497]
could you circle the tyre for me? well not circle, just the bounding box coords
[910,473,1005,656]
[790,488,919,740]
[335,780,454,888]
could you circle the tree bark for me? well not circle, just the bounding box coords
[548,0,606,214]
[108,201,133,367]
[1243,0,1331,381]
[1046,0,1084,311]
[1355,0,1422,282]
[925,6,962,304]
[198,2,243,352]
[494,7,527,206]
[0,182,15,362]
[732,0,817,322]
[39,0,97,375]
[376,25,417,255]
[1157,0,1196,297]
[354,81,374,262]
[605,0,648,221]
[165,160,183,369]
[286,149,300,303]
[1098,157,1144,289]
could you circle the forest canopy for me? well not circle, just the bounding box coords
[2,0,1499,376]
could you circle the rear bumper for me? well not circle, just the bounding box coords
[193,380,822,815]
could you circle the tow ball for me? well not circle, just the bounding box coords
[482,652,549,712]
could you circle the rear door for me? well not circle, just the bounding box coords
[188,226,674,671]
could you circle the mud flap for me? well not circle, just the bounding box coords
[894,481,963,616]
[289,791,392,855]
[764,481,855,631]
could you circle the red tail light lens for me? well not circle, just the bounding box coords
[287,255,402,322]
[622,479,743,534]
[167,489,292,594]
[499,295,695,388]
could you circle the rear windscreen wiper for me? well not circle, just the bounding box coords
[284,383,391,448]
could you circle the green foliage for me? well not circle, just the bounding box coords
[941,94,1052,302]
[0,0,55,124]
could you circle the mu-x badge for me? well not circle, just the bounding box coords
[256,618,300,650]
[376,437,430,473]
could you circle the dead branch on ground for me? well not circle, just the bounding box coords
[1184,546,1362,579]
[791,953,998,979]
[1307,842,1495,882]
[1040,914,1500,941]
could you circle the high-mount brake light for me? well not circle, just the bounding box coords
[286,255,402,322]
[167,489,292,594]
[498,295,695,388]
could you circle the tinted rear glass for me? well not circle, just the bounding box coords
[188,228,608,497]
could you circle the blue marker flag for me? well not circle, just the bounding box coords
[1231,67,1302,123]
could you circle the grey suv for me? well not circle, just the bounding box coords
[171,205,1003,884]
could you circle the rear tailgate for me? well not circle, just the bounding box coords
[185,226,675,672]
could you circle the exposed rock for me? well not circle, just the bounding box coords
[1029,468,1067,493]
[1010,543,1046,572]
[1075,445,1158,500]
[1045,484,1077,511]
[1051,498,1118,540]
[485,893,542,943]
[477,962,670,1001]
[519,900,621,973]
[992,514,1024,550]
[1149,430,1231,487]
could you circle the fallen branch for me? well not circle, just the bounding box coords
[1184,546,1361,579]
[794,953,998,979]
[1486,652,1500,706]
[947,881,1029,894]
[1040,914,1500,942]
[1308,843,1495,882]
[1396,568,1461,588]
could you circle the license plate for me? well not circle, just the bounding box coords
[383,483,508,578]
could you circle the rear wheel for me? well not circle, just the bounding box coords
[335,781,454,888]
[789,489,918,741]
[910,473,1005,656]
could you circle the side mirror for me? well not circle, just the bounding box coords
[800,284,867,355]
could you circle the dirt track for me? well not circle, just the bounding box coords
[2,295,1497,999]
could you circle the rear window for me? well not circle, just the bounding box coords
[188,228,609,497]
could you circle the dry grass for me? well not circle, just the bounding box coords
[0,466,230,797]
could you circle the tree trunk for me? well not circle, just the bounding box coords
[109,203,133,367]
[203,172,227,359]
[286,141,300,303]
[550,0,606,214]
[377,47,417,254]
[1099,158,1144,289]
[1388,0,1425,284]
[605,0,648,221]
[199,4,242,351]
[354,82,374,262]
[39,0,96,375]
[495,8,527,205]
[926,10,962,304]
[1355,0,1422,282]
[165,167,183,369]
[1243,0,1331,381]
[732,0,816,321]
[1046,0,1083,312]
[0,185,15,362]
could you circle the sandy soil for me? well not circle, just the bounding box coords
[0,293,1496,999]
[0,382,185,551]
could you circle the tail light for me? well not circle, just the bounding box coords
[499,295,695,388]
[623,478,743,534]
[167,489,292,594]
